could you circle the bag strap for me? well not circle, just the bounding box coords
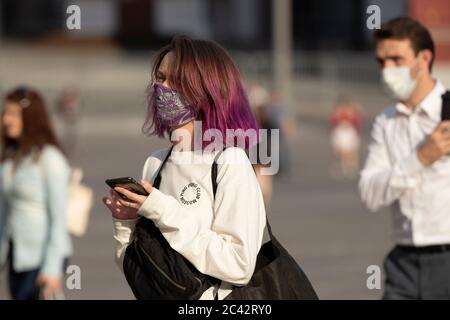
[211,148,226,199]
[211,148,275,241]
[152,145,174,189]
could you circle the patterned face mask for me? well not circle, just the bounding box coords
[151,83,198,130]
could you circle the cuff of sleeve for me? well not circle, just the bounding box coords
[137,188,165,223]
[41,258,64,278]
[392,151,424,188]
[112,217,140,240]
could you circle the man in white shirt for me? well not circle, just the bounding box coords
[359,17,450,299]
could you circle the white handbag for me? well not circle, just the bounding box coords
[66,167,93,237]
[39,156,93,237]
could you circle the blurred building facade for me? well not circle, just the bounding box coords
[409,0,450,61]
[0,0,448,62]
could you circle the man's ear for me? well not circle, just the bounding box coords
[420,49,433,72]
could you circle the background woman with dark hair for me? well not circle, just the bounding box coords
[0,87,72,300]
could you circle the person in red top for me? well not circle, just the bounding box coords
[329,97,362,178]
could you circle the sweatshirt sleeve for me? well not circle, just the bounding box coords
[137,148,267,286]
[112,217,140,273]
[112,149,167,272]
[359,114,425,212]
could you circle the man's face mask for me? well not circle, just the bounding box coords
[151,83,198,130]
[381,55,422,101]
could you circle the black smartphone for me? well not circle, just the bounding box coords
[441,91,450,121]
[105,177,149,200]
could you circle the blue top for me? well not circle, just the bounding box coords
[0,145,72,277]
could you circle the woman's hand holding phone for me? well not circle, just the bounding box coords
[102,180,153,220]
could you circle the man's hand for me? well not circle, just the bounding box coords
[417,121,450,166]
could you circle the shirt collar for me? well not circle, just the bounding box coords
[395,80,446,121]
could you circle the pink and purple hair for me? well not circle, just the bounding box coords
[142,35,259,149]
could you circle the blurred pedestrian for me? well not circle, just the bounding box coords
[329,97,362,178]
[0,87,72,300]
[103,36,267,300]
[55,88,82,159]
[359,17,450,299]
[248,83,273,207]
[265,91,297,177]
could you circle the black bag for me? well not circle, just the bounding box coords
[123,146,219,300]
[224,221,318,300]
[219,153,318,300]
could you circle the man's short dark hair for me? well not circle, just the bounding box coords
[374,17,435,72]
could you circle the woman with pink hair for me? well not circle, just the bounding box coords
[102,36,267,300]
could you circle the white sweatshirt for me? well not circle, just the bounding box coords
[112,146,267,300]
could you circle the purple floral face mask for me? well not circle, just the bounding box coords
[151,83,198,130]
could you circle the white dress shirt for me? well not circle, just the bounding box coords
[359,80,450,246]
